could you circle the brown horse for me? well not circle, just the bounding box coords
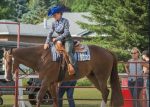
[3,44,123,107]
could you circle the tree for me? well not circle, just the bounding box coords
[70,0,91,12]
[21,0,57,24]
[78,0,149,51]
[0,0,28,21]
[21,0,92,24]
[56,0,91,12]
[0,0,16,20]
[16,0,29,21]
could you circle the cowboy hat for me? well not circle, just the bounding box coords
[48,6,64,16]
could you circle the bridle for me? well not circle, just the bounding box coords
[3,51,32,79]
[3,51,14,80]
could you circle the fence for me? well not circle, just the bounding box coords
[0,21,20,107]
[0,61,149,107]
[0,20,149,107]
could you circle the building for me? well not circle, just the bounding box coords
[0,20,48,44]
[40,12,93,37]
[0,13,94,45]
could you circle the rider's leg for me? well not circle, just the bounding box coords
[65,40,77,74]
[55,41,64,51]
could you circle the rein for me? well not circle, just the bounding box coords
[4,54,34,79]
[18,66,34,79]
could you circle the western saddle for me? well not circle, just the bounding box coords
[54,40,84,75]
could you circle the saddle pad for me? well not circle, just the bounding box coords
[51,44,90,61]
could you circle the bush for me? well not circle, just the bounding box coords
[76,78,92,86]
[118,63,126,73]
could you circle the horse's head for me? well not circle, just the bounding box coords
[3,49,13,81]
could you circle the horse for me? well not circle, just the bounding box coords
[3,44,123,107]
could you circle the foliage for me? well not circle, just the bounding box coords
[0,0,16,20]
[70,0,92,12]
[0,0,92,22]
[76,78,92,86]
[0,0,28,21]
[82,36,130,61]
[22,0,92,24]
[82,36,129,73]
[16,0,29,21]
[21,0,57,24]
[78,0,149,51]
[55,0,91,12]
[118,63,126,73]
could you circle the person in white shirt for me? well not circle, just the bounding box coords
[125,47,144,107]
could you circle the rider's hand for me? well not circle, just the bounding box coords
[44,43,49,50]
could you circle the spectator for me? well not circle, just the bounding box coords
[58,80,77,107]
[125,47,143,107]
[142,50,149,107]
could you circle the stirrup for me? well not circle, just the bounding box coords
[68,64,75,75]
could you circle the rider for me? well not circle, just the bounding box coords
[44,6,77,75]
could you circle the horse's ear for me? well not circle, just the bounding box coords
[3,50,6,59]
[9,48,13,55]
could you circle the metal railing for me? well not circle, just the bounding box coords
[0,61,149,107]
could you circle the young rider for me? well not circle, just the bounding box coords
[44,6,77,75]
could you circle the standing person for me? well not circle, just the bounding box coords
[142,50,149,107]
[44,6,77,75]
[125,47,144,107]
[58,80,77,107]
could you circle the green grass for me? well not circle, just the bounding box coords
[0,88,107,107]
[0,105,99,107]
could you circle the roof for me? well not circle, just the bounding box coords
[0,20,49,37]
[40,12,92,37]
[0,41,40,48]
[0,12,94,37]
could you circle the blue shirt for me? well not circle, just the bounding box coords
[45,18,71,44]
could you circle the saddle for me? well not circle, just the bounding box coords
[54,40,84,76]
[73,40,86,52]
[55,40,86,53]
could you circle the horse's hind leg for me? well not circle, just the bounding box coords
[87,73,109,107]
[96,77,109,107]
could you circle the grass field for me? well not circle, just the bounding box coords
[0,88,111,107]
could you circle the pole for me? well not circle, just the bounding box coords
[17,22,20,48]
[15,69,19,107]
[0,21,20,107]
[14,22,20,107]
[148,0,150,49]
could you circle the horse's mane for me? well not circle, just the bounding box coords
[11,45,46,59]
[16,45,44,50]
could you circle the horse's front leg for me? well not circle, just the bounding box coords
[36,79,48,107]
[48,82,58,107]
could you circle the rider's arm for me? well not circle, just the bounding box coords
[45,23,54,44]
[55,19,70,41]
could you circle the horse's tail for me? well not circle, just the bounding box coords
[110,52,124,107]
